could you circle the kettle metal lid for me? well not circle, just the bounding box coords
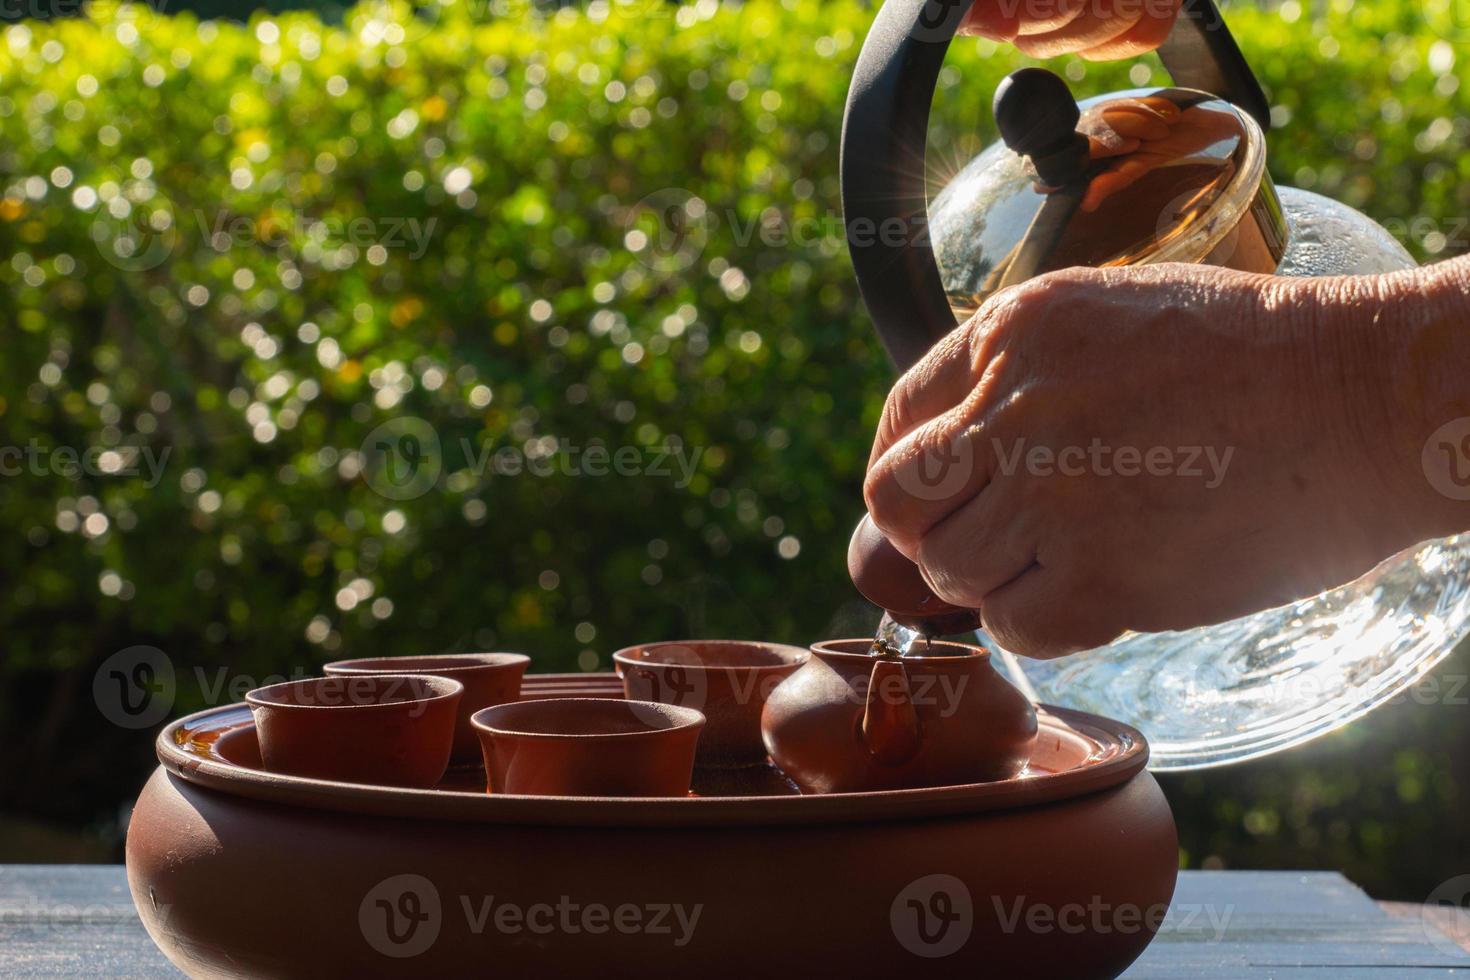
[930,86,1287,319]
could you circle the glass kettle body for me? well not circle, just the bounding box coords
[839,0,1470,768]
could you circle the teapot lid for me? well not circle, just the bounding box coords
[930,86,1272,319]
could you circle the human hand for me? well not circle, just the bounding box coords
[862,263,1431,658]
[959,0,1183,60]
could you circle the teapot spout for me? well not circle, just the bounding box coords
[861,658,922,766]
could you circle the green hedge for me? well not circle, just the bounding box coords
[2,0,1469,891]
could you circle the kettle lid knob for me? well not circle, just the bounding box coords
[992,68,1090,188]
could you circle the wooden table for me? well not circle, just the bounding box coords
[2,866,1467,977]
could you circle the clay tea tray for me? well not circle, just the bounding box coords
[131,672,1180,977]
[159,671,1146,821]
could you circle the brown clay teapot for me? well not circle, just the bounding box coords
[761,638,1036,794]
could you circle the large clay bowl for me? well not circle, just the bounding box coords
[127,693,1176,979]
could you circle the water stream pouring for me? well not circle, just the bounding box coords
[841,0,1470,768]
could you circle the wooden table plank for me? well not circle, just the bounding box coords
[0,865,179,978]
[3,866,1468,977]
[1124,872,1470,977]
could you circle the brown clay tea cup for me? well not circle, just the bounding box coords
[246,674,462,788]
[470,698,704,797]
[323,653,530,765]
[612,640,808,768]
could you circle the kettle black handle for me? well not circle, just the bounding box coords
[840,0,1269,370]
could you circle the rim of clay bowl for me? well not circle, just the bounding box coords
[612,639,810,673]
[471,698,706,741]
[245,674,464,712]
[157,676,1149,829]
[324,653,531,675]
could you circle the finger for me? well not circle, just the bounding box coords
[865,401,996,559]
[1081,154,1161,211]
[914,480,1037,609]
[868,326,979,471]
[958,0,1022,41]
[1079,0,1181,60]
[958,0,1087,41]
[869,299,1020,470]
[1012,0,1146,58]
[1100,104,1173,141]
[1013,0,1088,36]
[980,563,1126,659]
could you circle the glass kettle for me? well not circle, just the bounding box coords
[840,0,1470,768]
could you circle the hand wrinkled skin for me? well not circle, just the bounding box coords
[863,264,1431,659]
[960,0,1183,60]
